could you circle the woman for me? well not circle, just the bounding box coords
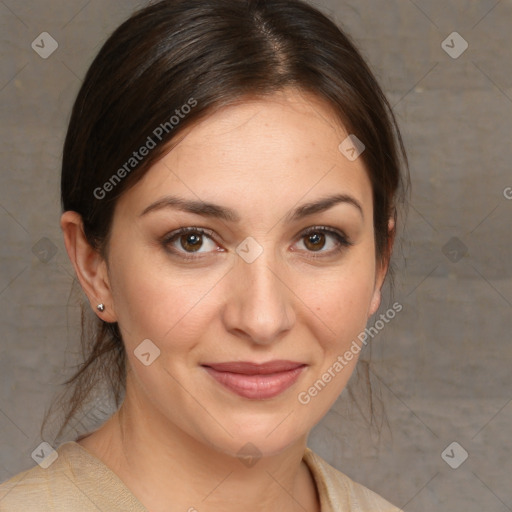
[0,0,408,510]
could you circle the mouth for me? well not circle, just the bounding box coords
[201,360,307,400]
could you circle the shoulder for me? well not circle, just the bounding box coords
[0,442,72,512]
[303,447,403,512]
[0,441,146,512]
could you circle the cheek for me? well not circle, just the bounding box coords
[299,259,376,345]
[109,253,225,348]
[109,232,377,353]
[298,262,376,400]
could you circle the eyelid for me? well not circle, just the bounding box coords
[161,225,352,260]
[292,225,353,259]
[298,225,352,245]
[160,226,216,241]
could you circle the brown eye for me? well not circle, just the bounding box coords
[179,232,203,252]
[303,231,326,251]
[296,226,352,258]
[162,227,219,259]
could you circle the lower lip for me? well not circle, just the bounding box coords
[203,365,307,400]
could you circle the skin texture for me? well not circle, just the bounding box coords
[61,87,391,512]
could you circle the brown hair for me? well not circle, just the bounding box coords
[41,0,409,444]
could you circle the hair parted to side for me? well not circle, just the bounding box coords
[41,0,409,444]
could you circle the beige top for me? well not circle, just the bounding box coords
[0,441,402,511]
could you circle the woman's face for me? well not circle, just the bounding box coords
[104,88,387,458]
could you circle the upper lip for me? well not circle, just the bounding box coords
[202,360,306,375]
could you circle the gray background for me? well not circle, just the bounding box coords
[1,0,511,510]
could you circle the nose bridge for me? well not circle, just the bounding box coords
[226,242,294,344]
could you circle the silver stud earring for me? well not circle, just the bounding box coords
[97,304,105,312]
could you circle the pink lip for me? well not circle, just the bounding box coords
[202,360,307,400]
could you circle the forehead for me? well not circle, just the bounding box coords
[172,90,349,168]
[117,89,373,221]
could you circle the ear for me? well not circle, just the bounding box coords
[60,211,118,323]
[368,216,396,317]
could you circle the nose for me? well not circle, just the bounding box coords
[222,249,295,346]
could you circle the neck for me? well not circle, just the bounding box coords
[79,379,319,512]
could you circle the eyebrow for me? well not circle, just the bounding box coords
[139,193,364,222]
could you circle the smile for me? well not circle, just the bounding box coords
[201,360,307,400]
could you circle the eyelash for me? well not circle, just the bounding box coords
[161,225,353,261]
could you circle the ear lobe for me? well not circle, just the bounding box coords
[368,288,382,317]
[60,211,117,323]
